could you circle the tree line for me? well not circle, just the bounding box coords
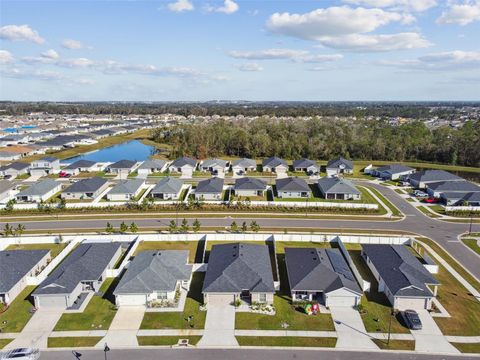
[153,117,480,167]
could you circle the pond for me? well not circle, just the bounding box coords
[62,140,156,163]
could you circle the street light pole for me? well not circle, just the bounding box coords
[387,310,393,346]
[104,343,110,360]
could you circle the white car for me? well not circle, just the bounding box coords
[0,348,40,360]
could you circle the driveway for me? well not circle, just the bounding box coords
[5,308,64,350]
[330,306,378,350]
[197,295,238,347]
[96,306,145,348]
[411,310,459,354]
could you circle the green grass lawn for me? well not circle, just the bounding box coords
[0,286,36,333]
[6,242,68,259]
[274,241,330,254]
[236,336,337,347]
[417,206,441,218]
[15,173,30,180]
[372,339,415,351]
[367,187,401,216]
[348,250,410,334]
[461,238,480,255]
[53,278,118,331]
[134,241,199,264]
[0,339,13,349]
[140,273,206,330]
[450,342,480,354]
[47,337,103,348]
[137,336,202,346]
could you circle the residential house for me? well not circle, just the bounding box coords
[262,156,288,173]
[151,177,183,200]
[275,177,311,199]
[61,177,109,200]
[0,151,21,162]
[106,179,145,201]
[29,156,61,176]
[285,247,362,307]
[137,159,167,176]
[292,158,320,175]
[407,170,463,189]
[231,158,257,176]
[202,243,275,305]
[195,177,224,200]
[0,162,30,179]
[371,164,416,181]
[32,242,122,309]
[16,179,62,203]
[425,180,480,198]
[362,244,440,310]
[0,180,16,203]
[114,250,192,306]
[326,157,354,176]
[448,192,480,206]
[168,157,197,178]
[233,177,267,197]
[317,177,361,200]
[61,160,97,176]
[0,250,51,305]
[200,158,228,176]
[107,160,137,179]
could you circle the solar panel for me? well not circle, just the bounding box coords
[326,249,355,282]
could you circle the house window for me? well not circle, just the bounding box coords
[259,293,267,303]
[157,292,167,300]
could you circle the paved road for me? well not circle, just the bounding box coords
[37,348,478,360]
[1,182,479,279]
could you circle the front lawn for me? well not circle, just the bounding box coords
[47,337,102,348]
[137,336,202,346]
[53,278,118,331]
[140,273,206,330]
[451,342,480,354]
[236,336,337,348]
[461,238,480,255]
[134,241,199,264]
[6,242,68,259]
[0,286,36,333]
[0,339,13,349]
[372,339,415,351]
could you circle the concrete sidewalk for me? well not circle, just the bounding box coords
[95,306,145,348]
[197,296,238,347]
[330,306,378,350]
[412,310,459,354]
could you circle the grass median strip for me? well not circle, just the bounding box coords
[47,337,103,348]
[461,238,480,255]
[0,339,13,349]
[367,187,401,217]
[450,342,480,354]
[236,336,337,348]
[372,339,415,351]
[5,243,67,259]
[137,336,202,346]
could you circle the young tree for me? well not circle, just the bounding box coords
[130,222,138,233]
[192,218,201,233]
[3,223,14,237]
[180,218,189,233]
[105,222,114,233]
[230,221,238,232]
[120,221,128,233]
[57,197,66,210]
[241,221,248,233]
[4,199,16,212]
[250,221,260,233]
[15,224,26,236]
[168,220,178,233]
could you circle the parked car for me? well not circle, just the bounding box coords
[59,172,71,178]
[399,181,410,187]
[413,190,428,197]
[423,197,439,203]
[401,309,422,330]
[0,348,40,360]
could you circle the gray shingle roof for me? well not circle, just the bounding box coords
[203,243,275,293]
[0,179,15,194]
[108,179,144,195]
[234,177,267,191]
[64,177,108,193]
[202,158,227,168]
[362,244,439,298]
[292,158,318,169]
[108,159,136,169]
[196,177,224,194]
[375,164,414,174]
[16,179,60,197]
[0,250,50,292]
[262,156,288,168]
[0,162,30,171]
[170,157,197,168]
[427,180,480,193]
[408,170,463,183]
[276,177,311,192]
[33,242,121,295]
[114,250,192,294]
[151,177,183,194]
[63,160,96,170]
[232,158,256,168]
[36,156,58,163]
[317,177,360,195]
[138,159,166,170]
[285,247,361,294]
[326,157,354,170]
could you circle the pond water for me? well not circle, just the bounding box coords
[62,140,155,163]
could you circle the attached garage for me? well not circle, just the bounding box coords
[35,295,67,308]
[116,294,147,306]
[395,297,430,311]
[325,288,361,308]
[204,294,235,305]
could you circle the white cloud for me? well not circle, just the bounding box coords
[1,68,65,81]
[58,57,95,68]
[378,50,480,70]
[208,0,239,14]
[229,48,309,60]
[235,63,264,71]
[167,0,194,12]
[342,0,437,12]
[436,1,480,25]
[61,39,85,50]
[0,50,14,64]
[0,24,45,44]
[41,49,60,60]
[295,54,345,63]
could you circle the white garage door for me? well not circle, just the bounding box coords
[206,294,234,305]
[36,295,66,308]
[117,294,147,306]
[396,297,428,311]
[327,295,359,308]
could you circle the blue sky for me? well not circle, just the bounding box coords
[1,0,479,101]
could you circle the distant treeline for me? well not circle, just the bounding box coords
[152,118,480,167]
[0,101,477,119]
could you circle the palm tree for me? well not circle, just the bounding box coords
[250,221,260,233]
[105,222,114,233]
[15,224,26,236]
[130,222,138,233]
[120,221,128,233]
[3,223,14,237]
[168,220,178,233]
[180,218,189,233]
[192,219,201,233]
[230,221,238,232]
